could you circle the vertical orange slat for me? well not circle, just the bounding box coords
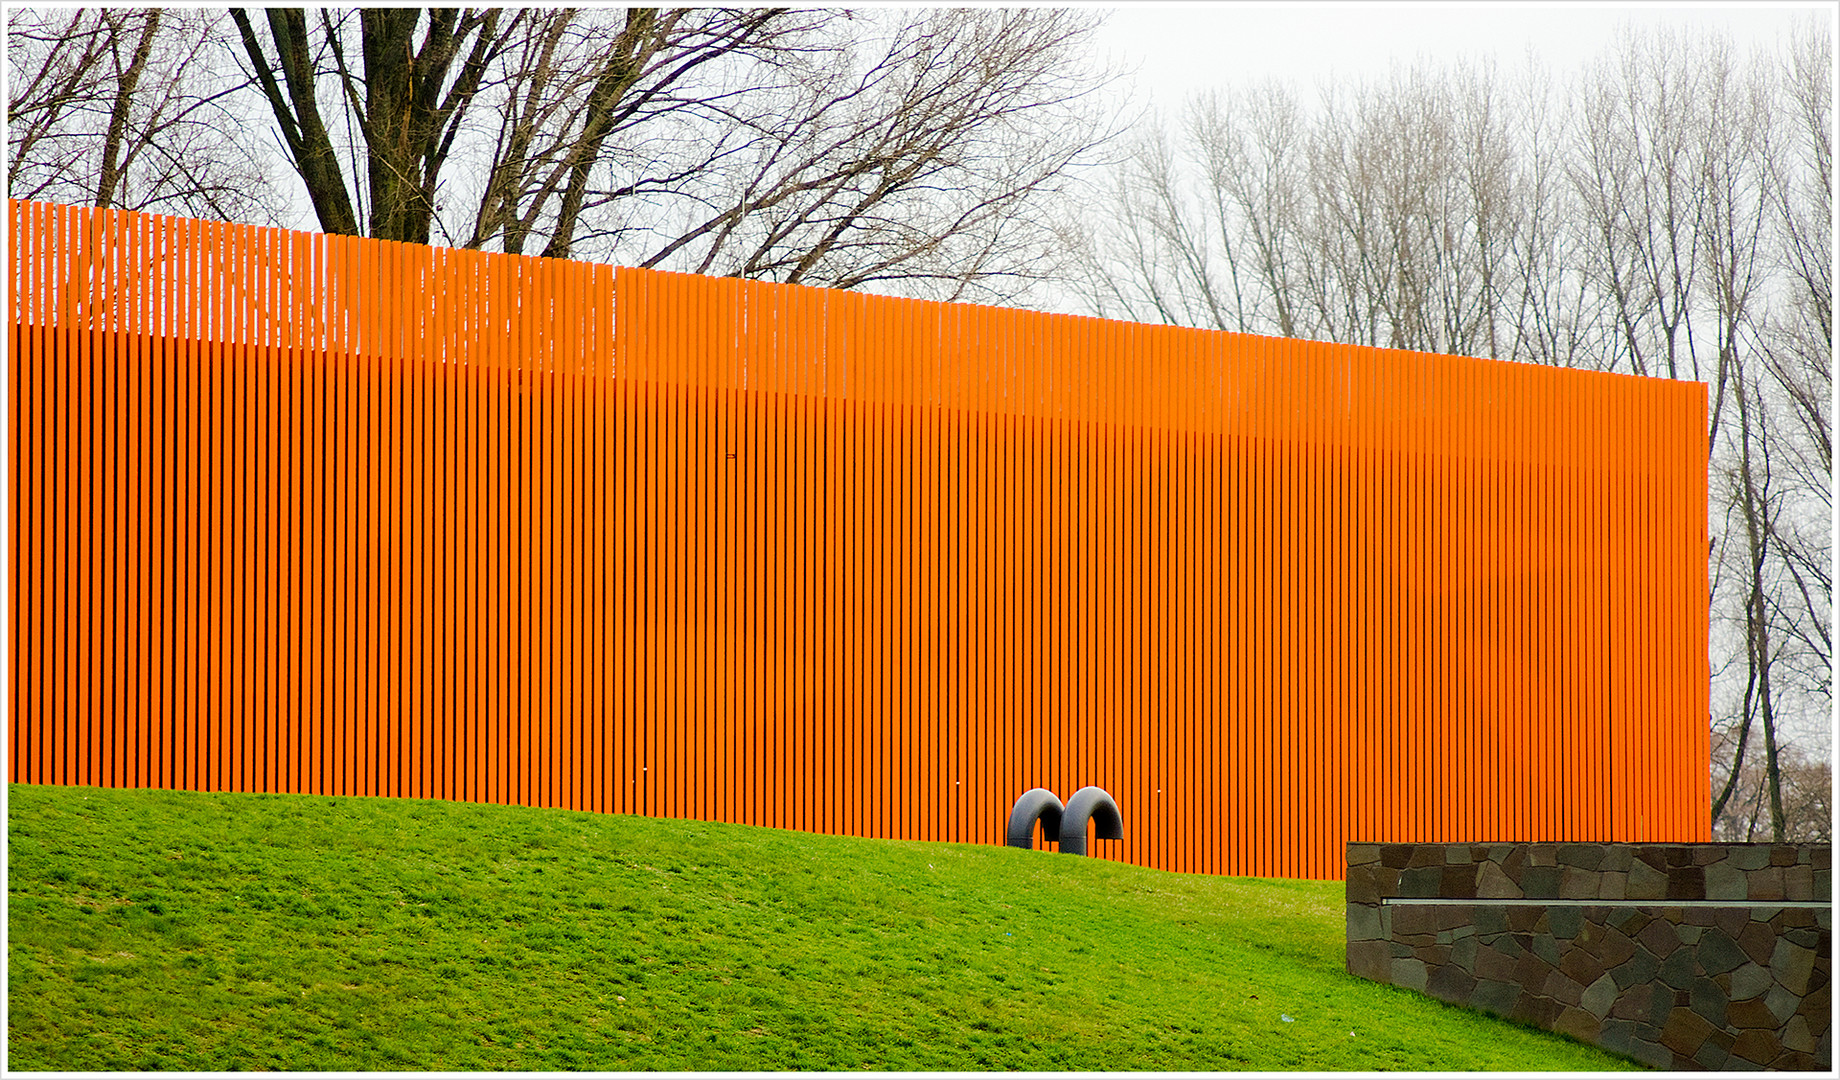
[72,207,96,790]
[497,253,514,808]
[53,202,72,788]
[366,236,388,799]
[330,232,352,799]
[265,224,286,797]
[533,256,551,810]
[468,252,489,807]
[652,279,672,821]
[144,208,165,791]
[218,222,242,794]
[120,209,144,790]
[406,247,427,803]
[10,202,34,784]
[101,209,125,790]
[515,255,534,809]
[292,228,310,796]
[46,202,69,787]
[173,211,195,791]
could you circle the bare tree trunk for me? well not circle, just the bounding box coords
[95,10,160,210]
[230,7,359,234]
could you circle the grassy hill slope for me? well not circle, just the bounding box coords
[6,784,1639,1071]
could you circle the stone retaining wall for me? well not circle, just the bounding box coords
[1346,842,1831,1071]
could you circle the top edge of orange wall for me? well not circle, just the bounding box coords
[6,199,1711,420]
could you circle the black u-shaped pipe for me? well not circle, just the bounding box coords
[1005,788,1064,849]
[1058,786,1122,856]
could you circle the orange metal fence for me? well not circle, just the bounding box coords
[7,200,1711,878]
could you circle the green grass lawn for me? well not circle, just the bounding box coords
[7,783,1642,1071]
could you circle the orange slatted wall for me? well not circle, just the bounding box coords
[6,200,1711,878]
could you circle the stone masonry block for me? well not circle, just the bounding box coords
[1726,995,1777,1029]
[1472,861,1516,894]
[1728,845,1772,871]
[1559,948,1606,989]
[1347,902,1382,942]
[1765,984,1798,1024]
[1695,928,1746,977]
[1737,921,1776,967]
[1346,939,1390,981]
[1581,972,1617,1019]
[1471,978,1519,1017]
[1520,865,1561,899]
[1474,943,1518,983]
[1730,961,1771,1001]
[1611,948,1660,991]
[1666,866,1706,900]
[1390,957,1429,993]
[1407,846,1445,869]
[1433,904,1474,932]
[1397,866,1442,898]
[1439,864,1477,899]
[1771,937,1816,996]
[1345,864,1381,905]
[1689,976,1728,1029]
[1557,844,1605,870]
[1657,948,1697,991]
[1775,906,1816,929]
[1636,916,1680,958]
[1390,903,1439,936]
[1704,859,1745,901]
[1658,1006,1715,1058]
[1626,1036,1673,1070]
[1690,1030,1732,1070]
[1609,981,1653,1021]
[1595,924,1638,970]
[1783,862,1813,901]
[1553,1005,1601,1044]
[1448,934,1477,972]
[1749,866,1786,902]
[1559,866,1599,899]
[1542,967,1586,1007]
[1626,858,1668,900]
[1783,1015,1817,1054]
[1426,963,1478,1006]
[1516,990,1563,1029]
[1609,908,1651,936]
[1546,905,1583,940]
[1730,1028,1782,1068]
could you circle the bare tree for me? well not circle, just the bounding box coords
[1077,20,1833,837]
[7,7,283,223]
[11,7,1116,302]
[1753,20,1833,709]
[215,6,1116,300]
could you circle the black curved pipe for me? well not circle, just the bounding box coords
[1005,788,1064,849]
[1058,786,1122,856]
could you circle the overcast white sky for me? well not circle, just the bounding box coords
[1088,1,1831,112]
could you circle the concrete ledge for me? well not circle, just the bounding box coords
[1347,842,1831,1071]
